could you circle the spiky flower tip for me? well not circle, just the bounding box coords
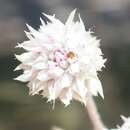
[14,9,106,106]
[111,116,130,130]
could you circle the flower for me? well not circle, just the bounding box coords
[110,116,130,130]
[14,9,106,106]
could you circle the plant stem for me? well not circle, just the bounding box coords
[86,94,105,130]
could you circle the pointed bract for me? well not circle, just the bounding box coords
[65,9,76,25]
[78,14,85,30]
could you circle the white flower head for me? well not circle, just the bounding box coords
[14,9,106,106]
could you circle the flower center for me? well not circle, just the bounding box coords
[49,48,77,69]
[67,51,75,59]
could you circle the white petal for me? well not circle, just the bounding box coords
[15,52,36,63]
[24,31,34,40]
[26,24,44,39]
[121,115,127,122]
[42,13,55,21]
[78,14,85,30]
[73,79,88,98]
[40,17,46,26]
[48,87,56,102]
[14,71,32,82]
[18,41,43,52]
[28,80,43,95]
[14,64,23,71]
[87,77,104,98]
[66,9,76,25]
[48,67,64,77]
[95,78,104,98]
[35,55,47,62]
[14,64,30,71]
[73,91,87,105]
[37,71,50,81]
[48,75,72,100]
[60,88,72,106]
[68,62,79,74]
[53,80,63,98]
[33,62,47,70]
[43,13,64,26]
[60,74,73,88]
[26,24,38,34]
[48,74,72,100]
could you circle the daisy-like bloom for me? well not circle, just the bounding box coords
[14,9,106,106]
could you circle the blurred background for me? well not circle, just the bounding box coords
[0,0,130,130]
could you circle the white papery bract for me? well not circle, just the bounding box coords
[14,9,106,106]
